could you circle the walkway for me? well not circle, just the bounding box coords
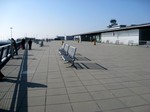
[0,41,150,112]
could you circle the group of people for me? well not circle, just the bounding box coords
[10,38,33,58]
[21,38,32,50]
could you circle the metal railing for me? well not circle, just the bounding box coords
[0,41,21,69]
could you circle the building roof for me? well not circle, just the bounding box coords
[73,23,150,36]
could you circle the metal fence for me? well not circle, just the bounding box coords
[0,42,21,69]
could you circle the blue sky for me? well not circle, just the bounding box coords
[0,0,150,40]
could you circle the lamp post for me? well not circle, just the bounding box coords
[10,27,13,38]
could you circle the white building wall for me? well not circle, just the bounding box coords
[101,29,139,45]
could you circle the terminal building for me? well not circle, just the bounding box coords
[73,23,150,45]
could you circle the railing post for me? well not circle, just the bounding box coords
[0,48,5,80]
[0,47,4,63]
[6,46,10,57]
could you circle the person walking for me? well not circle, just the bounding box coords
[28,39,32,50]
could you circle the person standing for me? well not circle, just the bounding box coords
[21,38,25,50]
[12,38,18,55]
[10,38,17,58]
[28,39,32,50]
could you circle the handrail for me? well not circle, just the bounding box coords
[0,41,21,69]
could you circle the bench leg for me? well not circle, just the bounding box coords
[71,60,75,67]
[0,70,5,80]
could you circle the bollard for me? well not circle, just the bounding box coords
[94,40,96,45]
[0,70,5,80]
[78,40,79,43]
[62,41,64,45]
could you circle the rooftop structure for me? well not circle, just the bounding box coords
[73,23,150,45]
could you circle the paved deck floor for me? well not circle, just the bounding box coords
[1,41,150,112]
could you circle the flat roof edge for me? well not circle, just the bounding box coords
[73,23,150,36]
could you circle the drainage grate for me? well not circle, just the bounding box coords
[75,57,91,61]
[81,63,107,70]
[74,63,83,70]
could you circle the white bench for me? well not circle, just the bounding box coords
[58,43,65,52]
[146,41,150,47]
[61,46,77,66]
[115,40,119,45]
[128,40,134,46]
[59,44,70,55]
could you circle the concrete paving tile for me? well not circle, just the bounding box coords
[121,81,142,88]
[103,108,133,112]
[48,72,61,79]
[47,82,65,89]
[82,80,101,86]
[130,105,150,112]
[90,90,114,100]
[0,98,22,111]
[48,74,61,79]
[78,76,95,81]
[19,106,45,112]
[86,85,106,92]
[48,78,63,83]
[21,96,45,107]
[99,78,119,84]
[96,98,126,111]
[46,95,69,105]
[127,75,145,81]
[92,74,115,79]
[71,101,101,112]
[110,88,135,97]
[141,94,150,103]
[48,71,61,76]
[62,73,77,78]
[129,86,150,94]
[65,81,83,87]
[61,71,77,77]
[104,83,125,90]
[30,79,47,84]
[1,91,25,99]
[114,77,132,82]
[69,93,93,102]
[32,76,47,80]
[47,88,67,96]
[63,77,80,82]
[46,104,73,112]
[119,95,149,107]
[67,86,87,94]
[137,80,150,86]
[27,89,46,97]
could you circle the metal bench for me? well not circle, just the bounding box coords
[146,41,150,47]
[58,43,66,53]
[61,46,77,66]
[59,44,70,55]
[128,40,134,46]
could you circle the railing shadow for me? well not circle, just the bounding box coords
[0,48,47,112]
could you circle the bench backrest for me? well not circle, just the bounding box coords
[146,41,150,45]
[68,46,77,59]
[115,40,119,45]
[128,40,134,45]
[64,44,69,54]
